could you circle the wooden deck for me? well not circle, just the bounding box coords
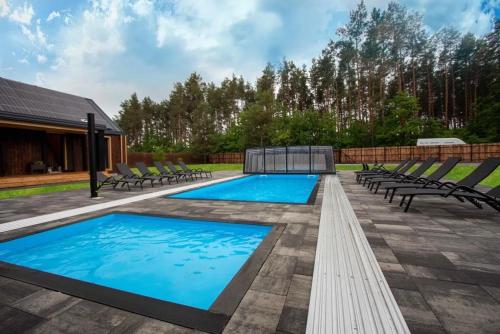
[0,172,89,189]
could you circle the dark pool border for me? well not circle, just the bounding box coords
[0,212,285,334]
[167,174,322,206]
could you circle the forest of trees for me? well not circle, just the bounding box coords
[115,1,500,154]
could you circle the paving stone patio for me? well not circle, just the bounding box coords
[0,170,499,333]
[0,172,322,333]
[341,171,500,334]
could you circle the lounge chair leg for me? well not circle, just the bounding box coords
[384,188,390,199]
[374,183,380,194]
[127,183,130,191]
[463,197,482,209]
[404,195,414,212]
[389,189,397,203]
[400,195,406,207]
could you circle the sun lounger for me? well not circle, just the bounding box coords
[136,162,173,185]
[356,158,410,183]
[116,163,154,188]
[396,157,500,212]
[165,161,196,181]
[178,160,212,178]
[383,157,462,202]
[362,157,419,186]
[153,161,182,182]
[368,157,437,193]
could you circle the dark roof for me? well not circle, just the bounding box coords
[0,76,122,134]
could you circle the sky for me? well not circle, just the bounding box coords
[0,0,499,118]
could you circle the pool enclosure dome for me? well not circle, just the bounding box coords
[244,146,336,174]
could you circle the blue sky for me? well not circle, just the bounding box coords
[0,0,498,117]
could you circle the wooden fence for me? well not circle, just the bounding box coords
[335,143,500,163]
[127,152,208,166]
[208,152,244,164]
[127,143,499,166]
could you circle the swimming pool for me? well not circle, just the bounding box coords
[170,174,320,204]
[0,213,272,322]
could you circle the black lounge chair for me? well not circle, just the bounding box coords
[383,157,462,202]
[362,157,419,186]
[97,171,141,191]
[166,161,196,181]
[135,162,172,185]
[355,162,384,175]
[368,157,437,193]
[397,157,500,212]
[356,158,410,183]
[178,160,212,178]
[447,185,499,211]
[153,161,182,182]
[116,163,154,188]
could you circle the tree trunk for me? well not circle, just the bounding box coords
[444,65,449,128]
[427,65,433,117]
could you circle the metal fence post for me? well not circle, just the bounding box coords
[263,147,266,173]
[309,145,312,173]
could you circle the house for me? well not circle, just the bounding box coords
[0,76,127,179]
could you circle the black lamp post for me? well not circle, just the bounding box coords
[87,113,98,198]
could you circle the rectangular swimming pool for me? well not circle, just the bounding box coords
[169,174,319,204]
[0,213,272,314]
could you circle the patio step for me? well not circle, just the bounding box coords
[306,175,409,334]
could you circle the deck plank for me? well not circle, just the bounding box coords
[306,175,410,334]
[0,173,89,189]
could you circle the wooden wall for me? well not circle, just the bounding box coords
[0,128,73,175]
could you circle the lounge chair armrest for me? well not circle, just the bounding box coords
[422,180,443,188]
[437,181,458,189]
[445,185,488,199]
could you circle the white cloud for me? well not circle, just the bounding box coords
[35,72,45,84]
[37,0,134,115]
[131,0,153,17]
[36,54,47,64]
[47,11,60,22]
[64,13,72,24]
[9,2,34,25]
[18,57,28,64]
[20,23,52,50]
[0,0,10,17]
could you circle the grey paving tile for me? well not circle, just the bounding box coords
[0,280,43,305]
[12,290,80,318]
[283,274,312,310]
[276,306,308,334]
[223,290,285,333]
[415,278,500,334]
[123,318,193,334]
[250,275,292,296]
[391,289,442,326]
[0,305,44,334]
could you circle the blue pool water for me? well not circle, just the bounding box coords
[170,174,319,204]
[0,213,271,310]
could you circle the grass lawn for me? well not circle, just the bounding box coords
[0,182,89,200]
